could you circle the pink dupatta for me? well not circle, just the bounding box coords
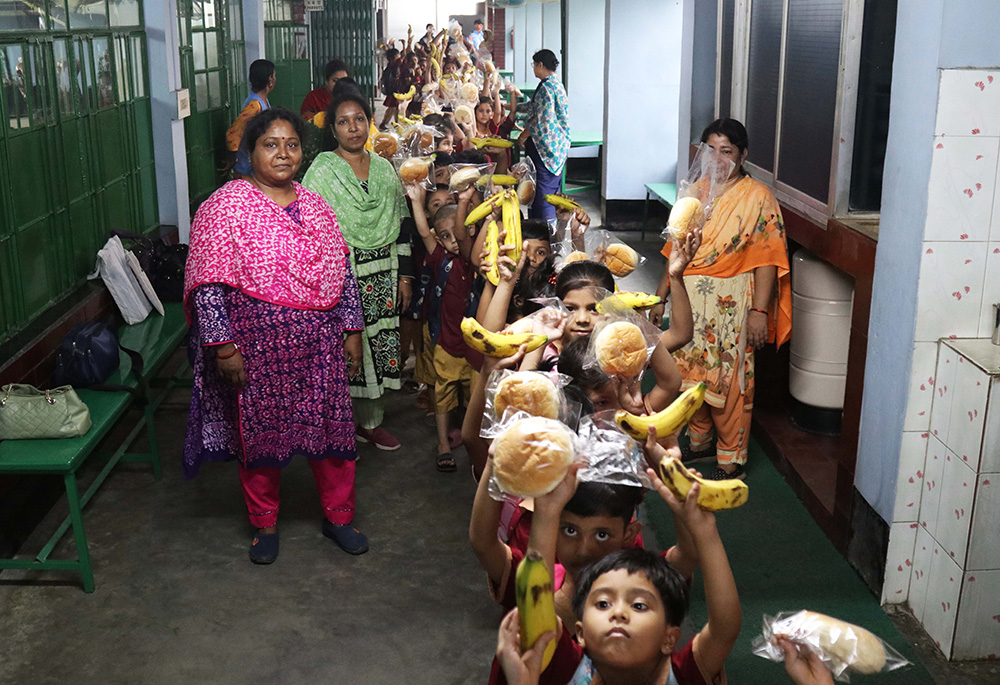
[183,180,350,320]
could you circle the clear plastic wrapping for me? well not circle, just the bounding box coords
[586,229,645,278]
[398,123,440,156]
[511,157,537,206]
[572,413,653,488]
[752,611,911,682]
[393,155,435,190]
[661,143,735,241]
[586,303,662,380]
[488,414,577,500]
[448,162,495,192]
[480,368,578,438]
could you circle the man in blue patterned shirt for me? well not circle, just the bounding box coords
[518,49,571,223]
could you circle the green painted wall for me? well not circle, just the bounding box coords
[1,2,156,342]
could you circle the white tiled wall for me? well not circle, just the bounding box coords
[887,68,1000,661]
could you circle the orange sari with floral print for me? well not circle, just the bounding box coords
[662,175,791,408]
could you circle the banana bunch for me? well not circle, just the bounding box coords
[614,382,706,441]
[597,292,662,313]
[490,174,518,186]
[394,85,416,101]
[500,188,523,265]
[472,137,514,150]
[658,456,749,510]
[544,194,581,211]
[515,551,558,672]
[461,317,547,357]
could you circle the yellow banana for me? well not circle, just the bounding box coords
[485,220,501,286]
[597,292,662,313]
[472,137,514,149]
[464,190,505,226]
[658,456,749,511]
[310,111,326,129]
[490,174,518,186]
[515,550,558,673]
[614,382,706,441]
[461,318,548,357]
[544,194,581,210]
[394,85,416,101]
[502,190,521,264]
[430,58,442,81]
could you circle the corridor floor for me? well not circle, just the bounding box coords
[2,200,996,683]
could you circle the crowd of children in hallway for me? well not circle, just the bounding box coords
[193,15,905,685]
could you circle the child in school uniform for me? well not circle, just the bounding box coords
[408,188,478,472]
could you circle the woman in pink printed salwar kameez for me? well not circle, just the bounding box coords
[183,108,370,564]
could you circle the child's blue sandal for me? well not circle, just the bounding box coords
[249,531,279,564]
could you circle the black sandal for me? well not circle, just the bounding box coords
[436,453,457,472]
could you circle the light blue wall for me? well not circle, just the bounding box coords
[857,0,1000,521]
[679,0,717,183]
[566,0,605,160]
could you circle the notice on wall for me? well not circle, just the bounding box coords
[305,0,324,10]
[176,89,191,120]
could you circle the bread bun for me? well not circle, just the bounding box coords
[399,158,429,184]
[517,180,536,205]
[495,372,560,420]
[449,166,482,191]
[564,251,590,264]
[460,83,480,101]
[595,321,648,377]
[493,417,575,498]
[668,197,705,238]
[454,104,474,126]
[420,130,435,150]
[603,243,639,277]
[373,132,398,158]
[789,612,887,675]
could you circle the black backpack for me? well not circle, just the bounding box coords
[113,230,189,302]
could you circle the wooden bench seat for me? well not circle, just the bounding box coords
[0,302,188,592]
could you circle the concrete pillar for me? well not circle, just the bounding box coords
[244,0,266,69]
[144,0,190,241]
[602,0,683,200]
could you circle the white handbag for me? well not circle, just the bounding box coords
[88,236,165,324]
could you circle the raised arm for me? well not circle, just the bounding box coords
[659,229,701,351]
[643,342,683,412]
[405,184,438,255]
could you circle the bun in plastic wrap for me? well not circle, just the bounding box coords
[667,196,705,239]
[603,243,639,277]
[400,158,430,184]
[595,321,648,377]
[493,417,575,498]
[495,372,560,420]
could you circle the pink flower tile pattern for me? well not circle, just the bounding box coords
[882,522,919,604]
[982,378,1000,473]
[914,243,988,342]
[935,69,1000,137]
[893,431,928,522]
[967,474,1000,571]
[922,537,964,657]
[979,244,1000,336]
[932,450,977,564]
[943,353,989,469]
[919,437,948,540]
[904,343,940,432]
[953,570,1000,660]
[909,526,936,624]
[924,136,998,243]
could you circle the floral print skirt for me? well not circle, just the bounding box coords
[672,272,755,409]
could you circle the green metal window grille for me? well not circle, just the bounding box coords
[0,1,155,342]
[263,0,310,112]
[310,0,375,101]
[177,0,245,207]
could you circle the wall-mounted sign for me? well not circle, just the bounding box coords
[176,89,191,120]
[305,0,324,10]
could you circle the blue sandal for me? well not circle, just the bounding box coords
[249,531,279,564]
[322,519,369,555]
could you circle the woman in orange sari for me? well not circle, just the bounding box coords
[659,119,791,480]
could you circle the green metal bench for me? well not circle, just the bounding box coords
[643,183,678,240]
[0,302,188,592]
